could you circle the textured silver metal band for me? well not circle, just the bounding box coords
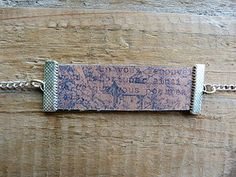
[43,60,58,112]
[190,64,205,115]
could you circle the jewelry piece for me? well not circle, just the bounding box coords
[1,60,235,114]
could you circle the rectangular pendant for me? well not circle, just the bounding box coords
[43,61,205,114]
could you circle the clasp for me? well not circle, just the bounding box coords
[30,79,44,91]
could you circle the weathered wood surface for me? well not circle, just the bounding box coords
[1,0,236,17]
[0,8,236,177]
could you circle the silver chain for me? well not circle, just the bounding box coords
[204,84,236,94]
[0,79,44,91]
[0,80,235,94]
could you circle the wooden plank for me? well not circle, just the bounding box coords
[0,8,236,177]
[1,0,235,17]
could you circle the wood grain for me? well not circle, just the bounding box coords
[0,8,236,177]
[1,0,236,17]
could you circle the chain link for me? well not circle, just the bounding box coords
[0,80,44,91]
[204,84,236,94]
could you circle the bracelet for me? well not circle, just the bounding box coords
[1,60,235,114]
